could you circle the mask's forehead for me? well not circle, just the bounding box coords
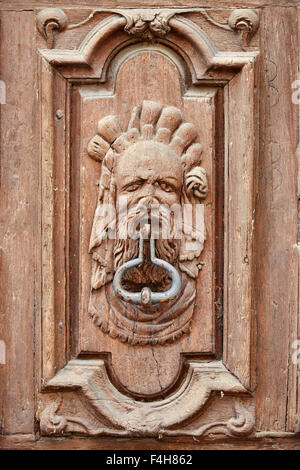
[115,141,183,187]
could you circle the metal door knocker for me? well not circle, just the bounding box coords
[113,224,181,307]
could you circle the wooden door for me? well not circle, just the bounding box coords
[0,0,300,450]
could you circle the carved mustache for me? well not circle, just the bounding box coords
[117,197,176,240]
[113,236,180,271]
[114,202,180,271]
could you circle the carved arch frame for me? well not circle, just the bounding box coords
[38,10,259,437]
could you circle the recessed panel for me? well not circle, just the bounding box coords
[70,48,222,396]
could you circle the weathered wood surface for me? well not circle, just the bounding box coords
[0,0,300,450]
[1,0,300,8]
[1,434,300,450]
[36,5,259,441]
[223,61,256,391]
[255,6,298,432]
[0,11,37,435]
[77,51,216,397]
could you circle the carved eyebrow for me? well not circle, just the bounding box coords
[157,176,181,188]
[158,176,179,183]
[121,177,145,191]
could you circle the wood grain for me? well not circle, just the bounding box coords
[76,51,218,397]
[1,434,300,450]
[1,0,300,448]
[255,7,298,431]
[0,11,37,434]
[1,0,299,8]
[223,61,257,391]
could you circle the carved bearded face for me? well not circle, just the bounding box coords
[115,141,183,207]
[113,141,183,287]
[87,101,208,344]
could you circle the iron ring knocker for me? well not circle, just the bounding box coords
[113,224,182,307]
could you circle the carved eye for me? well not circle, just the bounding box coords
[158,181,174,193]
[125,182,142,192]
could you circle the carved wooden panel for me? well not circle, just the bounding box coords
[34,6,260,438]
[75,59,217,397]
[1,2,300,450]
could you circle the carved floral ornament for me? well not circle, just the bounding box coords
[87,101,208,345]
[36,7,259,48]
[124,11,172,40]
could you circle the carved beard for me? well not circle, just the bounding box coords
[113,198,181,292]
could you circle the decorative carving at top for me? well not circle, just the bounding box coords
[228,9,259,47]
[36,8,68,49]
[36,7,260,49]
[123,11,172,40]
[228,9,259,33]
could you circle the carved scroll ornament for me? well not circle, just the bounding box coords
[36,8,259,49]
[40,397,254,438]
[36,8,68,48]
[39,360,252,437]
[87,101,208,345]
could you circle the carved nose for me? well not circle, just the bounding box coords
[144,183,156,197]
[113,224,181,307]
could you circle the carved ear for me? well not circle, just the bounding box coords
[185,166,208,200]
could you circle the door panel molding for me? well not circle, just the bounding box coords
[37,7,259,437]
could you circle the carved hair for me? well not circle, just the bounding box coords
[88,100,204,172]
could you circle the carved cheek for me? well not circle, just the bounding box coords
[160,189,181,205]
[169,195,181,207]
[126,191,143,208]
